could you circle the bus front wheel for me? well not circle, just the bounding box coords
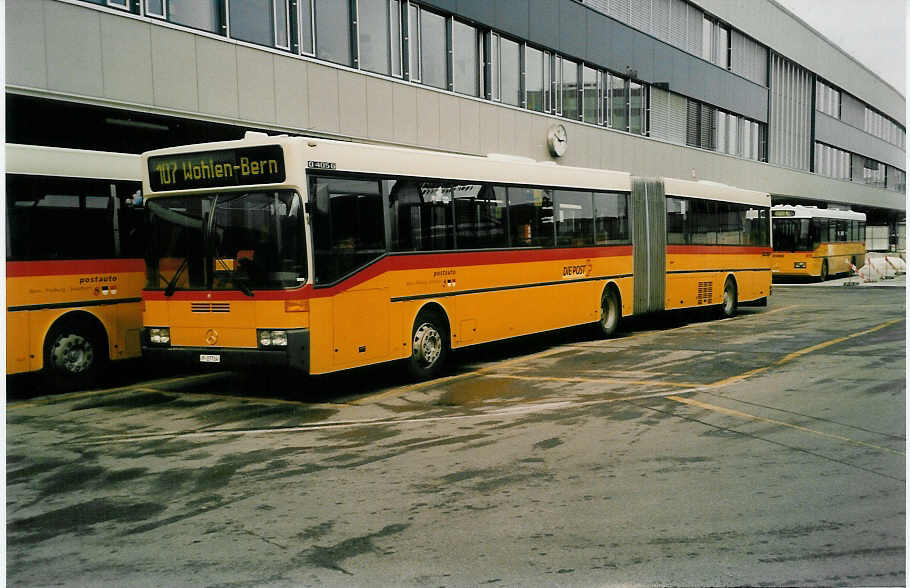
[408,310,449,381]
[819,259,829,282]
[719,278,738,318]
[44,321,105,390]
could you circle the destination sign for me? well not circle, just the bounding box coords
[772,210,795,217]
[148,145,285,191]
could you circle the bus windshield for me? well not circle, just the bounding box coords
[773,218,815,251]
[145,190,306,293]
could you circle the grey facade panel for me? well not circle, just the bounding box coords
[816,113,906,171]
[586,11,611,64]
[528,0,559,50]
[151,26,199,111]
[275,58,311,131]
[494,0,530,39]
[196,37,239,118]
[45,2,103,97]
[8,0,47,89]
[455,0,494,25]
[558,0,587,59]
[100,15,154,104]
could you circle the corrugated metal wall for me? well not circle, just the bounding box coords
[769,53,812,170]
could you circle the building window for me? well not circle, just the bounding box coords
[582,66,600,124]
[314,0,352,66]
[357,0,392,74]
[390,0,402,77]
[299,0,314,55]
[629,81,646,135]
[498,36,521,106]
[452,20,479,96]
[560,57,580,120]
[229,0,290,50]
[420,7,447,89]
[152,0,221,34]
[887,167,906,193]
[701,16,730,68]
[609,74,628,131]
[525,46,550,113]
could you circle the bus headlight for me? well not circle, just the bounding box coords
[148,327,170,345]
[793,262,807,269]
[258,330,288,348]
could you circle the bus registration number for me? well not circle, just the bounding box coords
[199,354,221,363]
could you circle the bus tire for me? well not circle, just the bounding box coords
[598,287,621,338]
[718,277,738,318]
[408,309,449,381]
[819,259,829,282]
[43,318,107,391]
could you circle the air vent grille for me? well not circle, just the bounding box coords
[191,302,231,313]
[696,281,713,305]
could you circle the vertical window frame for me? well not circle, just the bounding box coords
[274,0,291,50]
[145,0,166,18]
[299,0,316,56]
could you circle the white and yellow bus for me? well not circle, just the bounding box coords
[6,144,145,388]
[771,205,866,281]
[140,133,771,379]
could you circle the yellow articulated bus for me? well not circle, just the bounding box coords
[6,144,146,388]
[140,133,771,379]
[771,205,866,281]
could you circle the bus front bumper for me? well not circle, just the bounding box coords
[141,328,309,373]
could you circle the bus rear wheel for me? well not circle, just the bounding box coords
[408,310,449,381]
[819,259,829,282]
[598,288,620,338]
[719,278,738,318]
[44,322,105,391]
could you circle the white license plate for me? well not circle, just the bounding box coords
[199,354,221,363]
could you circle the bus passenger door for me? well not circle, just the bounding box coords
[630,178,666,314]
[310,175,390,368]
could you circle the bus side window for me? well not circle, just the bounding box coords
[666,197,688,245]
[311,176,385,285]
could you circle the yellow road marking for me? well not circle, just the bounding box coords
[667,395,905,456]
[705,317,904,390]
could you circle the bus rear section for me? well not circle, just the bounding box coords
[771,205,866,280]
[6,145,145,389]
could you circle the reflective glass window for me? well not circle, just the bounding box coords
[389,180,455,251]
[629,81,643,134]
[555,190,594,247]
[508,187,554,248]
[594,192,629,244]
[390,0,402,76]
[500,37,521,106]
[419,9,447,89]
[167,0,221,33]
[610,74,628,131]
[526,46,548,112]
[230,0,274,47]
[582,66,599,124]
[299,0,314,54]
[453,20,479,96]
[359,0,391,74]
[408,3,420,80]
[454,184,507,249]
[315,0,351,66]
[561,58,579,120]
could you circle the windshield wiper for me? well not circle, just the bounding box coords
[164,258,188,297]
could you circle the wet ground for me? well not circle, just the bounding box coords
[6,286,906,587]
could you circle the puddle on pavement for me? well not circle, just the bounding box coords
[435,375,542,407]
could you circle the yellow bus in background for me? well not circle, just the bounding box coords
[771,205,866,281]
[140,133,770,380]
[6,144,145,388]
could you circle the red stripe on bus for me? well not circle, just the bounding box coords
[666,245,772,255]
[142,246,634,302]
[6,259,146,277]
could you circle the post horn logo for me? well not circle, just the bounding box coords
[205,329,219,346]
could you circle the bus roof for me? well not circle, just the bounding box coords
[142,134,770,206]
[6,143,141,181]
[771,204,866,221]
